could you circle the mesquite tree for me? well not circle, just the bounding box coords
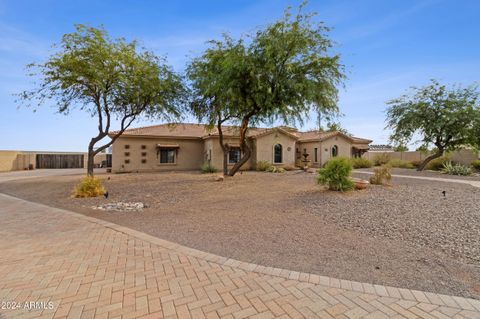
[19,25,186,175]
[188,4,344,176]
[386,80,480,171]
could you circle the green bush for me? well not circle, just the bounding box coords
[442,161,472,176]
[372,153,390,166]
[349,157,373,168]
[201,162,218,173]
[471,159,480,170]
[425,156,450,171]
[316,157,354,191]
[387,158,415,169]
[266,166,285,173]
[410,160,422,168]
[73,176,105,198]
[256,160,273,171]
[369,165,392,185]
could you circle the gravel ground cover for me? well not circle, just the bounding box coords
[356,167,480,181]
[0,170,479,299]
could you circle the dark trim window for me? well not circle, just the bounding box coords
[314,148,318,162]
[159,148,176,164]
[332,145,338,157]
[228,148,241,164]
[274,144,282,163]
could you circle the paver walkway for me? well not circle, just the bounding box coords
[354,170,480,188]
[0,193,479,319]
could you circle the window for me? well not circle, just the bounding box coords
[332,145,338,157]
[159,149,176,164]
[228,148,241,164]
[314,148,318,162]
[274,144,282,163]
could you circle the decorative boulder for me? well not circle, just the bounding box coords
[352,177,369,190]
[214,175,224,182]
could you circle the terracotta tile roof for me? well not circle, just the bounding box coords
[113,123,270,139]
[113,123,371,144]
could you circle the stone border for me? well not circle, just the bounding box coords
[2,192,479,312]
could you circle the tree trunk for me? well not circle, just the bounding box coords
[87,143,96,176]
[417,149,443,171]
[228,117,251,176]
[217,120,229,176]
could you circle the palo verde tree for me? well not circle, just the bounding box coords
[19,25,186,176]
[188,3,344,176]
[386,80,480,171]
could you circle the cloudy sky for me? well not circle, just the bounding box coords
[0,0,479,151]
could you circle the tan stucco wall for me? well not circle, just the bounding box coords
[253,131,296,167]
[204,137,253,171]
[111,137,204,172]
[363,149,479,165]
[319,135,353,166]
[0,151,34,171]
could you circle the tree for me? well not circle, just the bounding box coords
[326,121,350,135]
[393,144,408,152]
[188,3,344,176]
[386,80,480,171]
[19,25,186,175]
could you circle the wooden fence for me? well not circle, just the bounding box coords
[35,154,85,169]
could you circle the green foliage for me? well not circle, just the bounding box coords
[386,80,480,170]
[393,145,408,152]
[256,160,273,171]
[201,162,218,174]
[187,3,345,176]
[442,161,472,176]
[425,156,451,171]
[73,176,105,198]
[410,160,422,168]
[349,157,373,168]
[19,25,186,175]
[369,166,392,185]
[316,157,354,191]
[372,153,391,166]
[266,166,286,173]
[471,159,480,170]
[387,158,415,169]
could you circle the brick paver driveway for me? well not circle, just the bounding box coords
[0,193,479,318]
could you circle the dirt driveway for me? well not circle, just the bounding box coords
[0,170,479,299]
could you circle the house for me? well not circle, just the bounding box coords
[109,123,372,172]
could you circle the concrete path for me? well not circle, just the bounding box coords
[0,193,479,319]
[354,170,480,188]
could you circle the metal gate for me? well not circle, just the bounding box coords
[35,154,85,169]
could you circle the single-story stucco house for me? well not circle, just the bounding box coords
[109,123,372,172]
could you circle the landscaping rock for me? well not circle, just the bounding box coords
[92,202,146,211]
[214,175,224,182]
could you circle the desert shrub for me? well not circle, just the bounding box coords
[442,161,472,176]
[372,153,390,166]
[316,157,354,191]
[349,157,373,168]
[410,160,422,168]
[73,176,105,198]
[256,160,273,171]
[425,156,450,171]
[201,162,217,173]
[471,159,480,171]
[369,165,392,185]
[387,158,414,169]
[266,166,285,173]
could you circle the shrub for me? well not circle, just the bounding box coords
[256,160,273,171]
[442,161,472,176]
[349,157,373,168]
[266,166,285,173]
[387,158,414,169]
[73,176,105,198]
[369,165,392,185]
[425,156,450,171]
[316,157,354,191]
[471,159,480,171]
[410,160,422,168]
[372,153,390,166]
[201,162,218,173]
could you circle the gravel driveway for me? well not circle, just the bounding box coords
[0,170,479,299]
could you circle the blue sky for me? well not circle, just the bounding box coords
[0,0,479,151]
